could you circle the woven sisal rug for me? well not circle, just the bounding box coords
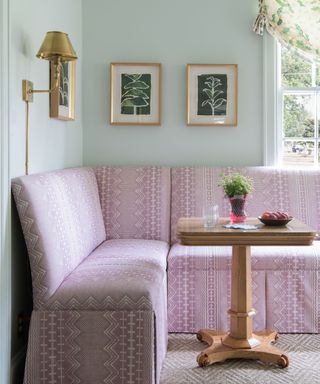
[160,333,320,384]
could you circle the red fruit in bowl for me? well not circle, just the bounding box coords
[277,211,290,219]
[261,211,291,220]
[259,210,292,225]
[261,211,272,219]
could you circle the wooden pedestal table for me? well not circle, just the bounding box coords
[177,217,317,368]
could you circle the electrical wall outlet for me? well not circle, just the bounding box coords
[17,312,30,337]
[17,312,24,337]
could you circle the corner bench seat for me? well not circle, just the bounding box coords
[12,165,320,384]
[13,166,171,384]
[26,239,169,384]
[46,239,169,311]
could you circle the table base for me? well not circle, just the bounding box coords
[196,329,289,368]
[176,219,316,370]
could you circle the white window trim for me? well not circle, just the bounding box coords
[264,33,320,167]
[275,42,282,167]
[263,33,279,166]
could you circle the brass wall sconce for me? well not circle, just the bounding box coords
[22,31,77,175]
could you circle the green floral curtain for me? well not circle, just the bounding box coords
[254,0,320,62]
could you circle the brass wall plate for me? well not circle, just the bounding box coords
[22,80,34,102]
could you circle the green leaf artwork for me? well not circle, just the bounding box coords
[59,62,69,107]
[121,73,151,115]
[197,74,227,116]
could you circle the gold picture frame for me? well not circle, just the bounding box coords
[187,64,238,126]
[110,62,161,125]
[50,61,75,120]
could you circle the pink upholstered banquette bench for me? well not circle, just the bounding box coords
[12,166,320,384]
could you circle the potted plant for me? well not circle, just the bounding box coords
[218,173,254,223]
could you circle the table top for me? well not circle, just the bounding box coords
[177,217,317,246]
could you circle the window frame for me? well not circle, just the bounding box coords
[263,33,278,166]
[266,37,320,167]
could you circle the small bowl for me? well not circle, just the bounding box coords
[258,216,293,226]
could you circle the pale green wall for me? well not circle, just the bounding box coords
[10,0,83,178]
[7,1,264,382]
[83,0,263,166]
[9,1,82,382]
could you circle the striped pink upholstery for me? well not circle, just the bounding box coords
[12,167,170,384]
[168,244,266,333]
[46,239,169,311]
[95,166,171,242]
[24,310,156,384]
[169,167,320,333]
[12,167,106,306]
[168,243,320,333]
[12,165,320,384]
[171,166,320,244]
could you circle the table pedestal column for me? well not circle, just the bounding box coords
[196,245,289,368]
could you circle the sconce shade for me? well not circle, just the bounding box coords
[36,31,77,62]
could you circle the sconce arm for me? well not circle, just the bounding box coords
[31,89,51,94]
[22,79,60,102]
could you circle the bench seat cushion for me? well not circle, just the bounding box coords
[168,243,320,333]
[46,239,169,311]
[84,238,169,271]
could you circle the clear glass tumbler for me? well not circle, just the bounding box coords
[202,204,219,228]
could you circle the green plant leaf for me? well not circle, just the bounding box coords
[124,96,149,107]
[275,0,287,6]
[213,90,224,98]
[124,81,149,90]
[201,100,210,107]
[125,74,142,81]
[122,89,149,98]
[121,98,136,107]
[212,98,226,108]
[203,88,213,98]
[218,173,254,197]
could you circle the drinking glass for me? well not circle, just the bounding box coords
[202,204,219,228]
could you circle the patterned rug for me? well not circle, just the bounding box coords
[160,333,320,384]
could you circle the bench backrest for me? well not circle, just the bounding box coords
[95,166,171,242]
[12,167,106,307]
[171,166,320,243]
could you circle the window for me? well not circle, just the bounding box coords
[279,45,320,167]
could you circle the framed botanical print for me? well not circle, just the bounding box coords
[50,61,76,120]
[187,64,238,126]
[110,63,161,125]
